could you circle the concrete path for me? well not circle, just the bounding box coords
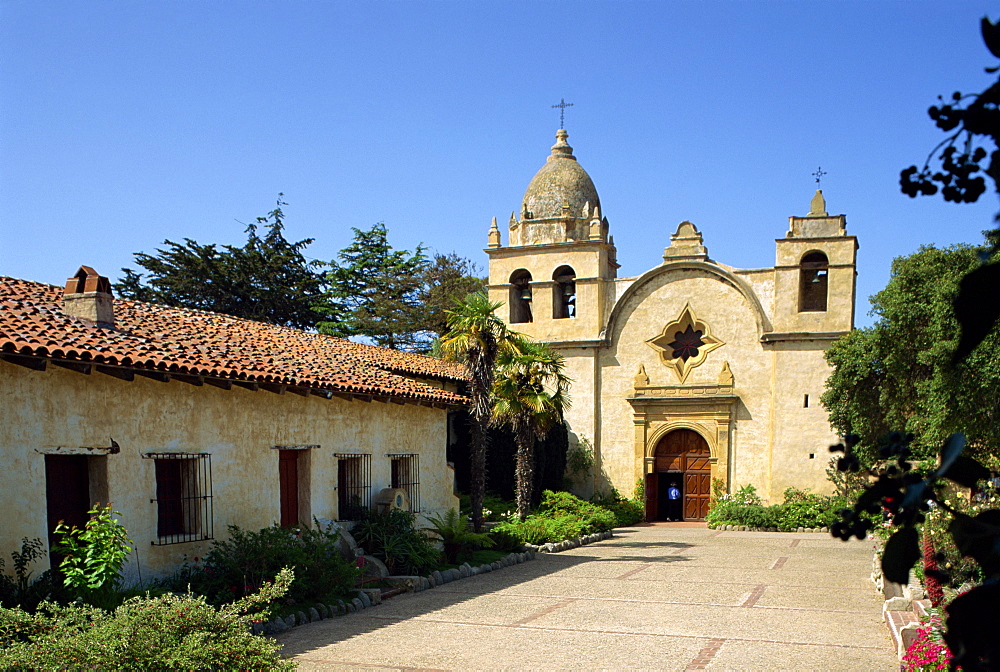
[277,523,897,670]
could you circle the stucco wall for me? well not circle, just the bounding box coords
[0,360,458,579]
[597,268,775,496]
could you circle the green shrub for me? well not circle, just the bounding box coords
[0,568,294,670]
[53,505,132,610]
[537,490,616,532]
[492,518,550,545]
[167,521,358,607]
[486,527,524,553]
[707,486,847,530]
[0,538,67,611]
[490,490,627,544]
[494,513,591,544]
[424,509,494,564]
[601,499,644,527]
[350,509,439,575]
[775,488,848,531]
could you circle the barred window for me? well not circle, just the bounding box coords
[388,453,420,513]
[334,453,371,520]
[144,453,213,545]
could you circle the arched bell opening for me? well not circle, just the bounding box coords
[509,269,533,323]
[799,251,829,312]
[552,265,576,319]
[645,428,711,522]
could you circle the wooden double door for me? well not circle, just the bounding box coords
[645,429,711,521]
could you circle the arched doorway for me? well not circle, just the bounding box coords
[645,429,711,521]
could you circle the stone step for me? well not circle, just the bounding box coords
[884,608,919,658]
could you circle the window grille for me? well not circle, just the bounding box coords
[144,453,213,545]
[388,453,420,513]
[334,453,372,520]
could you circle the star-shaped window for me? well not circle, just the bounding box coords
[668,325,705,361]
[646,304,724,383]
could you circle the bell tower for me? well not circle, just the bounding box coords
[772,189,858,334]
[486,129,618,343]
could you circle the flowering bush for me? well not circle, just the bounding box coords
[902,614,952,671]
[922,527,945,607]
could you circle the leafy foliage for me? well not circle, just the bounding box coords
[117,195,330,329]
[0,539,64,611]
[829,432,1000,669]
[418,253,487,340]
[493,490,616,544]
[53,505,133,610]
[164,521,358,608]
[828,22,1000,668]
[349,509,439,576]
[900,18,998,211]
[441,290,521,531]
[424,509,494,564]
[317,222,429,350]
[600,501,643,527]
[822,245,1000,468]
[0,568,295,670]
[492,340,571,520]
[706,486,846,531]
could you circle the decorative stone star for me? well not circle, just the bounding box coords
[646,304,724,383]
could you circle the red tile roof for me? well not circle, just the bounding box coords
[1,276,469,407]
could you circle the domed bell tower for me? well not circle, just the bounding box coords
[486,129,618,343]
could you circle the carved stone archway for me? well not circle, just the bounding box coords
[628,379,738,519]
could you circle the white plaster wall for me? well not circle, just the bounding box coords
[0,361,457,579]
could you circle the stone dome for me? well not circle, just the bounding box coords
[522,129,601,221]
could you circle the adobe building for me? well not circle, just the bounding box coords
[0,267,468,578]
[486,129,857,520]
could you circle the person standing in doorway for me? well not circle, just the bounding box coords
[667,481,682,521]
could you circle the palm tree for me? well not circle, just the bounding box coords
[440,291,520,532]
[492,339,571,521]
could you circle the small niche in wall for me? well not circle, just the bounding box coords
[804,394,810,408]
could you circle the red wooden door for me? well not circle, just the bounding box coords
[654,429,711,521]
[279,450,299,527]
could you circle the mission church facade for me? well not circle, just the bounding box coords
[486,129,857,520]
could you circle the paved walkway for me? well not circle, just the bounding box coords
[277,523,897,670]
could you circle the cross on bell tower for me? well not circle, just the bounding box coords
[812,166,827,188]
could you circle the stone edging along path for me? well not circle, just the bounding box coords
[707,524,830,533]
[257,528,615,636]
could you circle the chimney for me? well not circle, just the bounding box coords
[63,266,114,328]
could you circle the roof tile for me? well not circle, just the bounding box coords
[1,276,469,407]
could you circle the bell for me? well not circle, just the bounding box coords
[563,283,575,296]
[520,288,532,301]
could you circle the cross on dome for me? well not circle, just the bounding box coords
[552,98,574,129]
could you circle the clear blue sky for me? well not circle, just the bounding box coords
[2,1,997,328]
